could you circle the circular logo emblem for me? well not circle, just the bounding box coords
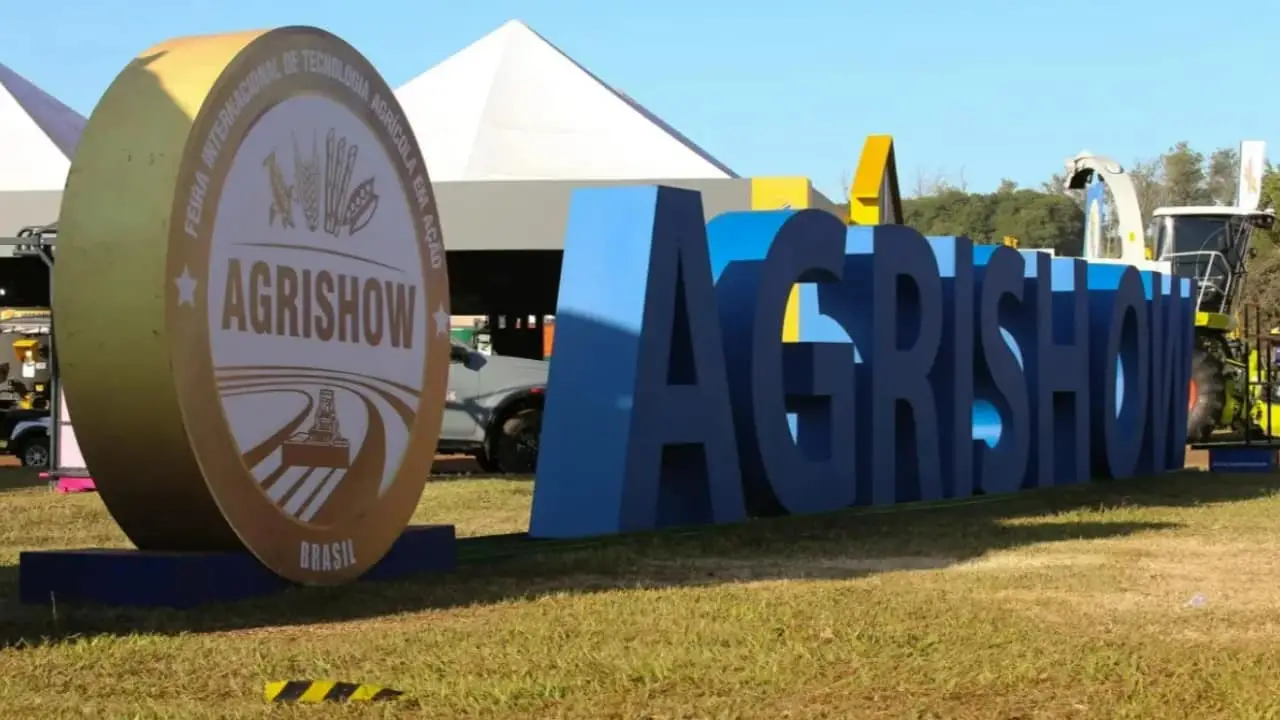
[55,27,448,585]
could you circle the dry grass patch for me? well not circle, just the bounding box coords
[1,470,1280,718]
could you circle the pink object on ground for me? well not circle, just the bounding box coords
[53,476,96,494]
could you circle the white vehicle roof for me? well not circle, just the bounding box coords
[1152,206,1275,219]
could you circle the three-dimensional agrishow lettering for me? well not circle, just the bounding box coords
[531,186,1194,538]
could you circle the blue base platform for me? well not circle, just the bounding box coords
[18,524,457,609]
[1207,446,1279,473]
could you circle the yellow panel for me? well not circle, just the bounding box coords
[750,178,812,343]
[750,176,810,211]
[1195,312,1234,331]
[850,135,901,225]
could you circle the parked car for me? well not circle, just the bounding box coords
[0,409,50,468]
[0,345,549,473]
[437,342,547,473]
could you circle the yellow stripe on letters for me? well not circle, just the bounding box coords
[750,177,812,343]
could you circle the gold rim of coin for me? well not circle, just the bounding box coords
[55,26,449,585]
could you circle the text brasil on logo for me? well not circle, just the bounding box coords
[531,186,1195,539]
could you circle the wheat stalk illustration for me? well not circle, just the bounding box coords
[337,145,357,228]
[294,132,321,232]
[324,131,362,237]
[324,130,340,235]
[262,151,295,229]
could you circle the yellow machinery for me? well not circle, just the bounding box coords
[1150,207,1276,441]
[1063,147,1278,442]
[9,337,50,410]
[0,309,51,411]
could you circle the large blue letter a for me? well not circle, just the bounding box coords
[529,186,746,539]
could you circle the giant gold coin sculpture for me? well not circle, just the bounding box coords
[54,27,450,585]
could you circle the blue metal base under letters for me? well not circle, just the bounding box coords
[1207,447,1279,473]
[18,524,457,609]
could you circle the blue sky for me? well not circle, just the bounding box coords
[4,0,1274,199]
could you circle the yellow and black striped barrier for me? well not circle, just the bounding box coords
[264,680,403,703]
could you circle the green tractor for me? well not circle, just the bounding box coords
[1149,206,1278,441]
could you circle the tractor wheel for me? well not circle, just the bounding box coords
[1187,349,1227,443]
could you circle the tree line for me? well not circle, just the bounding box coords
[834,142,1280,313]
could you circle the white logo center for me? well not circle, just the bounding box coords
[201,95,425,523]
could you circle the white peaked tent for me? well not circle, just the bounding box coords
[396,20,736,182]
[0,62,85,192]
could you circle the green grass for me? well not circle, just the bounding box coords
[2,468,1280,718]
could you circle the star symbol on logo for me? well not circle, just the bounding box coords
[174,266,198,307]
[433,303,450,337]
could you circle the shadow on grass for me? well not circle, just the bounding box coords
[1,467,1275,647]
[0,467,46,494]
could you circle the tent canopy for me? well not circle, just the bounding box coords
[395,20,736,182]
[0,62,85,192]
